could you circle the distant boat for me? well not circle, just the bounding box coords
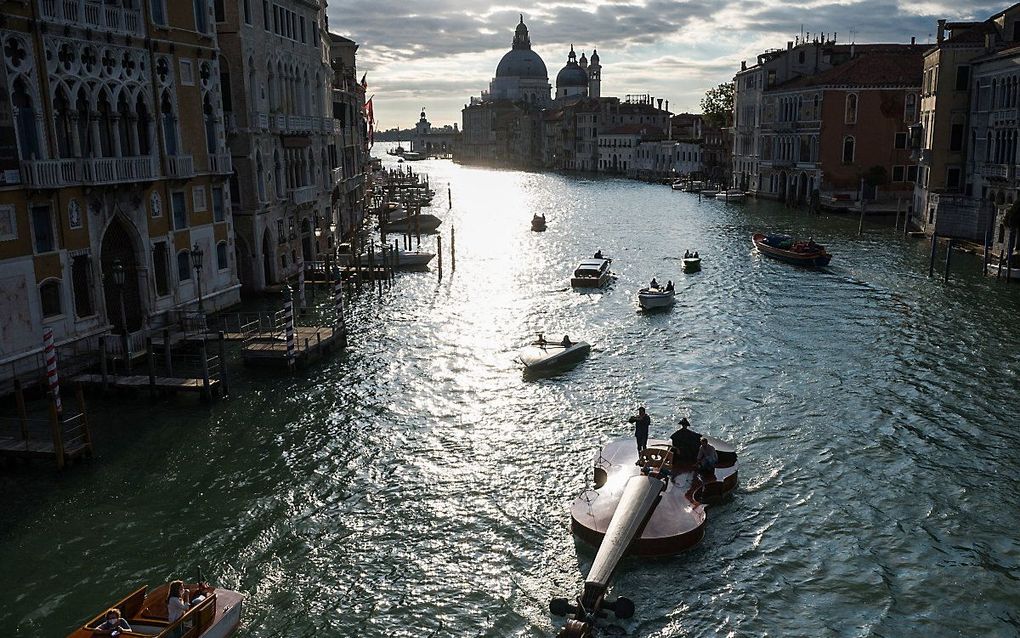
[351,249,435,269]
[984,261,1020,279]
[571,257,612,288]
[637,286,675,310]
[66,581,242,638]
[520,338,591,372]
[383,213,442,233]
[717,189,746,202]
[402,152,426,161]
[752,233,832,267]
[682,256,702,273]
[700,189,720,198]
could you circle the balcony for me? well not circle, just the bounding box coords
[980,164,1009,179]
[290,185,318,205]
[208,153,232,175]
[20,159,81,188]
[40,0,144,36]
[288,115,312,132]
[331,166,343,185]
[273,114,287,131]
[256,112,269,130]
[82,156,159,184]
[164,155,195,179]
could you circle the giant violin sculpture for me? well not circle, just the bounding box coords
[551,434,738,637]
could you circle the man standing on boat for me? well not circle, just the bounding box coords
[628,406,651,455]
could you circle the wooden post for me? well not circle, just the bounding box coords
[48,398,64,470]
[857,199,866,236]
[121,329,132,374]
[75,382,93,457]
[146,336,156,392]
[448,186,452,209]
[14,379,29,442]
[894,198,902,231]
[943,238,953,283]
[163,328,173,376]
[200,337,211,400]
[1007,227,1016,283]
[983,226,991,275]
[99,335,109,391]
[415,205,421,247]
[393,240,399,282]
[437,235,443,281]
[217,331,229,397]
[928,231,938,277]
[451,226,456,272]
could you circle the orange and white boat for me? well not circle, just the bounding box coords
[67,582,242,638]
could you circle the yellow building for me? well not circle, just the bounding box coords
[0,1,237,373]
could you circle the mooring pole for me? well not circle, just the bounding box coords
[943,238,954,283]
[451,226,456,272]
[437,234,443,281]
[928,231,938,277]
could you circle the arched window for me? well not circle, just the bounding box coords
[161,90,178,155]
[13,77,41,160]
[54,86,74,158]
[136,94,152,155]
[219,58,233,115]
[203,93,217,155]
[987,131,993,161]
[97,90,114,157]
[255,152,266,201]
[273,149,283,196]
[193,0,208,33]
[216,241,228,270]
[40,279,62,318]
[844,93,858,124]
[842,136,855,163]
[75,87,92,158]
[117,91,134,156]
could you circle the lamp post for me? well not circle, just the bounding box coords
[191,242,204,313]
[111,259,130,373]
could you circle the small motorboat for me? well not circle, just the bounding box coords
[531,214,547,232]
[552,435,737,634]
[403,152,426,161]
[571,257,612,288]
[67,581,243,638]
[752,233,832,267]
[683,256,702,273]
[718,189,746,202]
[520,337,591,372]
[984,261,1020,279]
[383,213,443,233]
[637,286,675,310]
[700,189,719,198]
[670,180,685,191]
[356,248,435,269]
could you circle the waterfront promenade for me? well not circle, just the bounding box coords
[1,150,1019,636]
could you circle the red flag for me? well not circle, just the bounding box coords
[360,73,367,90]
[364,97,375,148]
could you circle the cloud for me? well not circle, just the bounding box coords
[326,0,1006,125]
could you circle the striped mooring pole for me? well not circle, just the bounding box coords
[297,266,306,311]
[283,285,296,368]
[333,273,345,329]
[43,328,62,415]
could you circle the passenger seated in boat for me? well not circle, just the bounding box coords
[96,608,132,635]
[536,333,547,346]
[561,335,573,347]
[665,280,674,292]
[593,250,603,259]
[697,437,719,475]
[684,250,691,259]
[693,251,699,258]
[649,278,659,289]
[669,418,701,464]
[167,580,191,634]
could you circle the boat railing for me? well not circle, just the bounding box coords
[157,591,218,638]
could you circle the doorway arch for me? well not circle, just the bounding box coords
[261,227,274,286]
[100,216,144,333]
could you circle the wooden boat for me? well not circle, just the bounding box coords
[531,214,547,232]
[637,286,675,309]
[520,338,591,372]
[402,152,426,161]
[357,249,435,269]
[570,258,612,288]
[67,582,242,638]
[382,213,442,233]
[752,233,832,267]
[984,261,1020,279]
[718,189,746,202]
[700,189,719,198]
[552,436,737,635]
[682,256,702,273]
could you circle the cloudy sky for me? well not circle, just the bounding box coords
[325,0,1003,129]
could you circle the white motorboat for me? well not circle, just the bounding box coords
[520,339,591,371]
[637,286,675,310]
[571,257,612,288]
[700,189,720,198]
[718,189,746,202]
[383,213,442,233]
[355,249,435,269]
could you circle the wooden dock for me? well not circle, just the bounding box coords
[241,325,343,367]
[0,385,94,469]
[73,373,223,397]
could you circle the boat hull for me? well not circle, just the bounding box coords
[682,257,701,273]
[383,214,442,233]
[571,274,610,289]
[752,233,832,267]
[638,289,675,309]
[520,342,591,371]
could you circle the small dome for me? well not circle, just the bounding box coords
[496,48,548,79]
[556,48,589,88]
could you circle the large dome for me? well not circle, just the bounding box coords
[556,63,588,88]
[496,48,548,79]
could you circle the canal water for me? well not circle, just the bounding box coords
[2,144,1019,637]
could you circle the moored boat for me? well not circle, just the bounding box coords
[531,214,547,232]
[637,286,675,310]
[752,232,832,267]
[382,213,442,233]
[520,337,591,372]
[67,582,243,638]
[552,435,737,634]
[570,257,612,288]
[700,189,719,198]
[718,189,746,202]
[353,248,435,269]
[984,261,1020,279]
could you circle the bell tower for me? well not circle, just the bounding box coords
[588,49,601,98]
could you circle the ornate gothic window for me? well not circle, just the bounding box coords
[12,78,41,160]
[844,93,858,124]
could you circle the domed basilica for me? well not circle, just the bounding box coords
[485,16,601,106]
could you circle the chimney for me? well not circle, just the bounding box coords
[657,98,663,110]
[741,60,747,71]
[787,41,793,50]
[911,36,916,45]
[937,19,946,44]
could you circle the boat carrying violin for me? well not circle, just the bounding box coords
[551,437,737,636]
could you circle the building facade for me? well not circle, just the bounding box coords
[0,0,236,366]
[409,108,461,156]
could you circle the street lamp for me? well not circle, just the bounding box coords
[191,242,204,312]
[111,259,131,373]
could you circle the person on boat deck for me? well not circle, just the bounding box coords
[693,251,699,258]
[537,333,547,346]
[684,250,691,259]
[628,406,651,454]
[697,437,719,474]
[167,580,191,632]
[649,277,659,289]
[670,418,702,464]
[561,334,573,347]
[97,608,131,634]
[594,250,603,259]
[666,280,674,292]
